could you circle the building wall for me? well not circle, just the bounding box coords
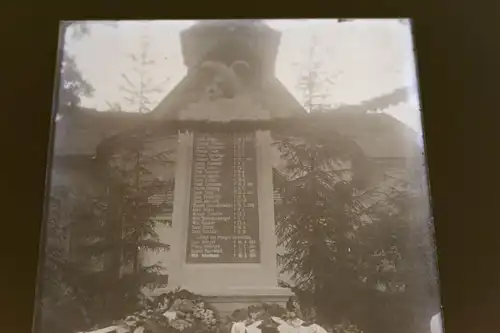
[49,128,419,294]
[47,157,108,270]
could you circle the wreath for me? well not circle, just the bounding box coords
[84,289,219,333]
[223,297,325,333]
[224,299,363,333]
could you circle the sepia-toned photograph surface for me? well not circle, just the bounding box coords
[36,19,442,333]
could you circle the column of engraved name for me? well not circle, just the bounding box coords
[232,133,258,260]
[186,132,260,263]
[187,134,230,261]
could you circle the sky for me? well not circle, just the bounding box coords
[64,19,423,133]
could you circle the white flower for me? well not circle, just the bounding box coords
[163,311,178,321]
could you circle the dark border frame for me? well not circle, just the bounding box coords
[2,4,499,333]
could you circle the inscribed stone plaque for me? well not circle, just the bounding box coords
[186,132,260,263]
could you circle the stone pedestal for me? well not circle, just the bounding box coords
[150,129,291,313]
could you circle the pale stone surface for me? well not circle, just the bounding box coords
[147,131,291,302]
[178,94,270,121]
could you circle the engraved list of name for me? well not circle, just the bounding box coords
[186,132,260,263]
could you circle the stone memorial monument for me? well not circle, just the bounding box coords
[145,20,306,314]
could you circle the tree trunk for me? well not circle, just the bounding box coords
[105,183,125,279]
[104,182,126,319]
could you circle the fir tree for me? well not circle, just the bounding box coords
[273,130,435,333]
[112,29,170,113]
[273,38,435,333]
[71,131,175,324]
[273,130,368,325]
[293,33,340,113]
[39,186,93,333]
[38,22,104,333]
[40,134,175,332]
[355,164,440,333]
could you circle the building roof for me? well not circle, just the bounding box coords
[52,107,421,159]
[53,21,420,160]
[53,108,143,156]
[320,109,421,158]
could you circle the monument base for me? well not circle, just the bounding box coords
[149,286,293,316]
[205,293,292,317]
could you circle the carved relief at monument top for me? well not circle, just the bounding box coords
[151,20,304,121]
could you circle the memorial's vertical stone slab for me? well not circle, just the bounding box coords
[147,20,298,314]
[162,130,286,297]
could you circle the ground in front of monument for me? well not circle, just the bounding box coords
[37,19,443,333]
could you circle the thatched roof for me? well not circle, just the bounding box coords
[53,108,143,156]
[52,106,420,159]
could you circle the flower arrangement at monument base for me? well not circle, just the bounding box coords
[223,296,364,333]
[81,289,219,333]
[226,301,334,333]
[164,296,218,333]
[331,322,363,333]
[80,291,362,333]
